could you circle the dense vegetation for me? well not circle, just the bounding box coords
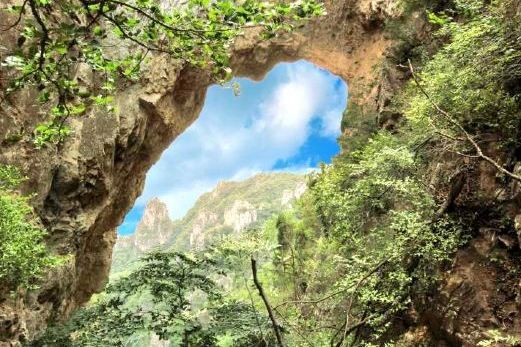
[7,0,521,345]
[0,165,59,294]
[33,250,278,346]
[403,0,521,164]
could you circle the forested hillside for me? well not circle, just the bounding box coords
[111,172,306,275]
[1,0,521,346]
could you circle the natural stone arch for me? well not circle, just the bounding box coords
[76,0,399,309]
[0,0,402,341]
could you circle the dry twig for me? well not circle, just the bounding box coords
[251,257,285,347]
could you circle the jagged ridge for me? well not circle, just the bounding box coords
[111,172,306,274]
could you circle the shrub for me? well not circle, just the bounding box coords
[0,165,59,292]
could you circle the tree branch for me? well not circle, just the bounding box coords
[251,257,284,347]
[101,13,173,54]
[331,314,374,347]
[242,272,267,345]
[108,0,264,35]
[337,259,389,347]
[28,0,48,71]
[0,0,28,32]
[407,59,521,182]
[273,288,347,309]
[107,0,208,35]
[274,259,389,311]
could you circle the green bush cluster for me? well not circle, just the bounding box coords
[0,165,58,293]
[404,0,521,151]
[307,131,463,345]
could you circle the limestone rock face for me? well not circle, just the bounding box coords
[0,0,403,343]
[281,181,307,206]
[118,198,173,253]
[223,200,258,233]
[189,211,219,250]
[417,229,521,347]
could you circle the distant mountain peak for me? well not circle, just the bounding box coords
[112,172,307,274]
[139,198,170,229]
[115,198,172,255]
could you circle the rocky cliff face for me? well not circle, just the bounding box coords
[223,200,258,234]
[189,211,219,251]
[5,0,510,345]
[111,172,306,274]
[111,199,175,273]
[118,198,173,253]
[0,0,404,341]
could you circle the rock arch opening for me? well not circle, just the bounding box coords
[0,1,402,341]
[112,60,348,273]
[0,1,399,331]
[76,10,393,306]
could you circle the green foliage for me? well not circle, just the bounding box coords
[0,165,25,190]
[307,131,463,344]
[86,128,466,346]
[404,0,521,151]
[398,0,452,15]
[1,0,324,147]
[0,165,59,292]
[33,250,274,346]
[477,329,521,347]
[35,130,464,345]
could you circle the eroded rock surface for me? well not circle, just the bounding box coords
[0,0,461,344]
[1,0,394,340]
[116,198,174,253]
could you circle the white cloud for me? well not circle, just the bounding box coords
[320,109,344,137]
[128,60,347,222]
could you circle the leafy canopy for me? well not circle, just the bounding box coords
[403,0,521,152]
[1,0,324,147]
[32,250,276,346]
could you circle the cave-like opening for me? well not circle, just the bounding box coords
[112,60,347,270]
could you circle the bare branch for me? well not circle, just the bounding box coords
[28,0,48,71]
[407,59,521,182]
[251,257,284,347]
[274,288,347,310]
[0,0,28,32]
[101,13,173,54]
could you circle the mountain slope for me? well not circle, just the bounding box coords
[111,172,306,274]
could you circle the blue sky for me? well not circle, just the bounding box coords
[118,60,347,235]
